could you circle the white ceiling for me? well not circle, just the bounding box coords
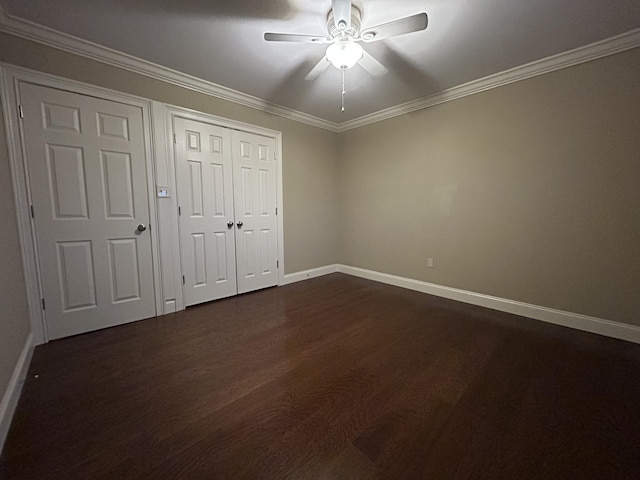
[2,0,639,124]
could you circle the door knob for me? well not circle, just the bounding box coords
[137,224,147,232]
[227,221,234,228]
[237,221,243,228]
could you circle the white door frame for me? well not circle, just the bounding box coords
[162,105,285,311]
[0,64,163,344]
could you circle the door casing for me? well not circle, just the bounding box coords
[162,106,284,311]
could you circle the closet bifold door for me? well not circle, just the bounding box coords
[175,118,237,306]
[231,130,278,294]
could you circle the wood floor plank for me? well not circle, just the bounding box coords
[1,273,640,479]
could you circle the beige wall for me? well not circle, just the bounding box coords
[339,47,640,326]
[0,98,31,402]
[0,32,340,275]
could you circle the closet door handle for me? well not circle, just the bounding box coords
[227,221,234,229]
[237,221,243,228]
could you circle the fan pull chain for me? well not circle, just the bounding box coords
[341,68,346,112]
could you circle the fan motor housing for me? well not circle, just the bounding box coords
[328,6,362,38]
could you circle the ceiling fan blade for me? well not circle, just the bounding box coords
[332,0,352,31]
[264,33,329,43]
[360,12,428,42]
[358,50,388,77]
[305,56,331,80]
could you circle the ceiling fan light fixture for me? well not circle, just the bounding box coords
[326,40,363,70]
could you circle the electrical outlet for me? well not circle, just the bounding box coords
[427,258,434,268]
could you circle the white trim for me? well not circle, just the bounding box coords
[0,332,34,454]
[282,265,338,285]
[337,265,640,345]
[0,65,162,342]
[340,28,640,131]
[0,5,340,133]
[1,66,47,345]
[275,133,285,288]
[160,106,186,313]
[162,104,283,144]
[150,100,179,314]
[140,94,164,320]
[0,4,638,132]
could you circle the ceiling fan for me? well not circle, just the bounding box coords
[264,0,428,110]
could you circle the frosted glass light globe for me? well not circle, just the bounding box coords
[326,40,363,70]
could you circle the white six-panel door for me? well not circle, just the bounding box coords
[174,118,278,305]
[232,131,278,294]
[20,83,156,340]
[175,118,238,306]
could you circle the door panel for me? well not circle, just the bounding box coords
[108,238,142,302]
[20,83,156,339]
[57,241,96,311]
[232,131,278,294]
[46,144,89,218]
[101,151,135,218]
[175,117,237,306]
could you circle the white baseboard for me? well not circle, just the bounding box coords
[282,264,338,285]
[336,264,640,345]
[0,332,34,453]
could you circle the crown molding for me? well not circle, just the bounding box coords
[0,4,341,133]
[339,28,640,131]
[0,3,638,134]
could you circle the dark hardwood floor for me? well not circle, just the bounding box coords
[2,273,640,479]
